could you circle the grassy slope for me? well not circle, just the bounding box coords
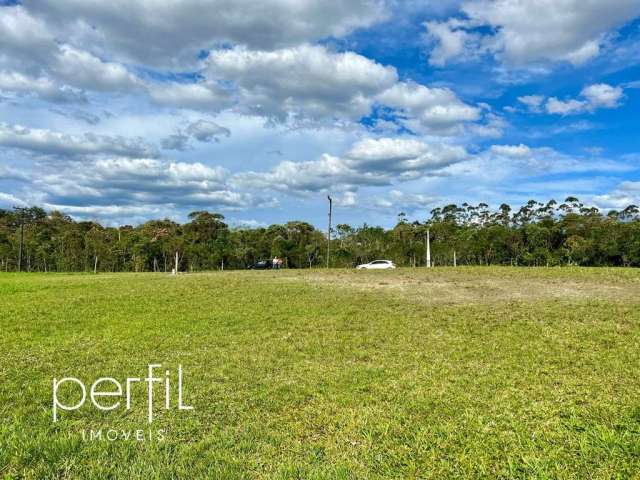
[0,268,639,479]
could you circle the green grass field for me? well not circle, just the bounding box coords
[1,268,640,479]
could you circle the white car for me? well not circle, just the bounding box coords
[356,260,396,270]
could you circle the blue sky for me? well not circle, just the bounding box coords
[0,0,639,228]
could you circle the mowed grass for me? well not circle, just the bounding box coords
[1,267,640,479]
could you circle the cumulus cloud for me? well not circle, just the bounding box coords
[235,154,390,193]
[0,6,141,97]
[518,84,625,116]
[489,144,532,158]
[547,84,624,115]
[376,81,480,134]
[22,0,388,68]
[424,19,472,67]
[145,45,480,132]
[545,97,589,116]
[0,5,480,135]
[346,137,467,173]
[35,157,265,215]
[51,45,140,92]
[427,0,640,66]
[581,83,625,108]
[204,44,398,123]
[0,123,158,158]
[235,137,469,194]
[335,191,358,207]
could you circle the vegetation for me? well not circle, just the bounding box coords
[1,197,639,272]
[1,268,639,478]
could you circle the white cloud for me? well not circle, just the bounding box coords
[0,191,28,208]
[141,45,480,133]
[346,137,431,162]
[592,181,640,209]
[205,44,398,123]
[235,137,469,194]
[235,154,389,193]
[546,83,624,115]
[545,97,588,116]
[424,19,473,67]
[376,81,480,133]
[51,45,140,92]
[427,0,640,67]
[377,189,439,211]
[517,95,545,112]
[0,6,141,95]
[468,112,507,138]
[148,82,232,111]
[0,6,55,64]
[346,137,468,172]
[0,71,86,103]
[23,0,388,68]
[581,83,624,108]
[0,5,480,135]
[335,191,358,207]
[518,83,626,116]
[0,123,158,158]
[489,144,532,158]
[33,157,269,218]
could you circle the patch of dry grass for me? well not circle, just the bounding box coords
[276,266,640,305]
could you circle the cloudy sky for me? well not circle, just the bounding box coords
[1,0,639,227]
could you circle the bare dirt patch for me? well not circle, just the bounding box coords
[275,267,640,306]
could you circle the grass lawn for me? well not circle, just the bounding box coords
[1,267,639,479]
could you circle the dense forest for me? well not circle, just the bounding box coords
[1,197,639,272]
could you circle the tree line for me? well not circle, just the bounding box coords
[1,197,639,272]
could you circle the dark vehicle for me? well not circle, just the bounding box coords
[247,260,272,270]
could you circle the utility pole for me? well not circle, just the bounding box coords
[326,195,332,268]
[426,228,431,268]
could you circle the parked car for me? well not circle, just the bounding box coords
[356,260,396,270]
[247,260,272,270]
